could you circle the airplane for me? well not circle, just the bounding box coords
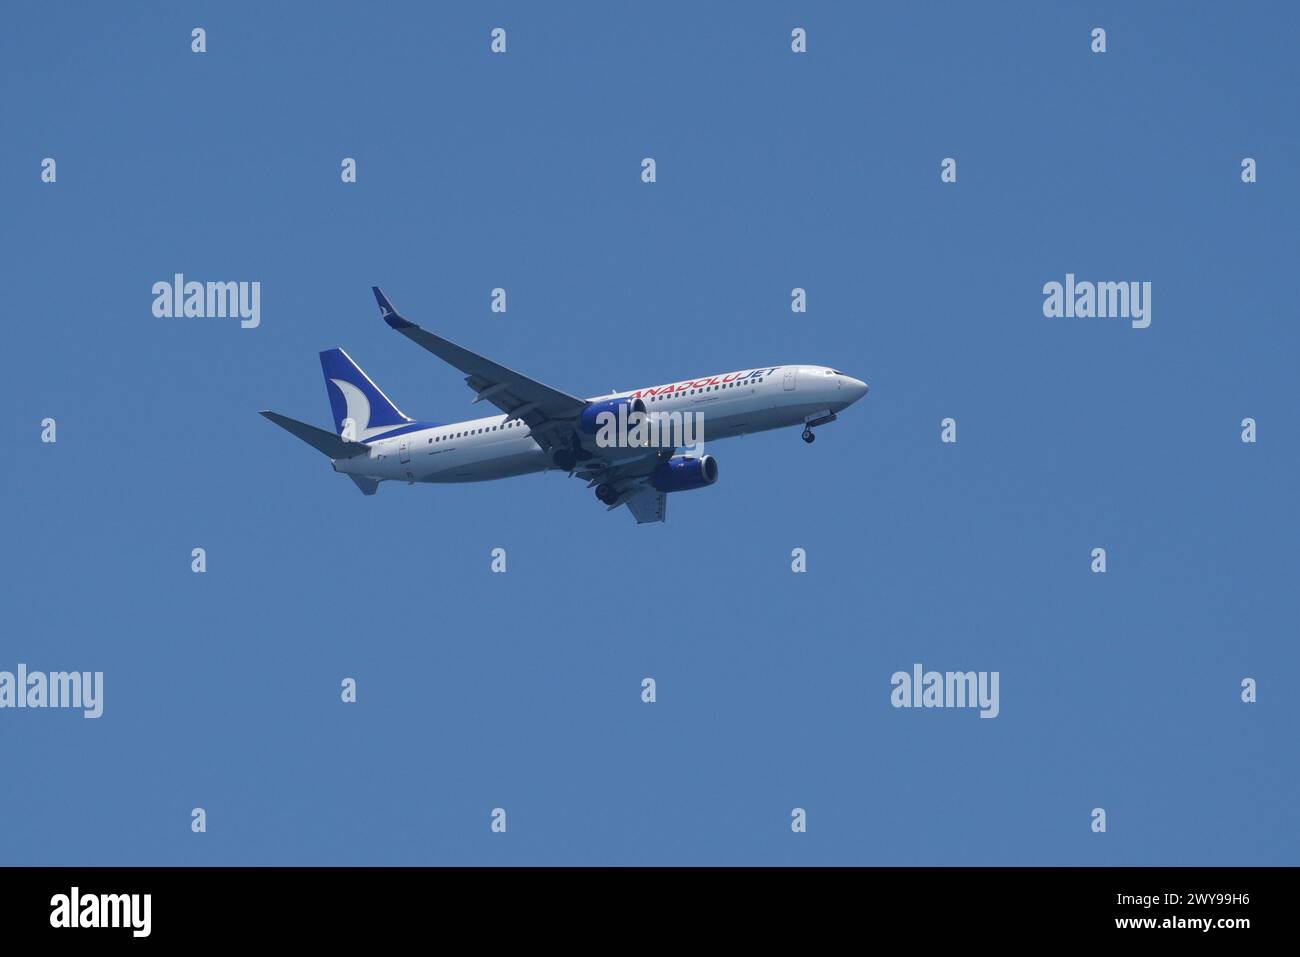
[260,288,869,523]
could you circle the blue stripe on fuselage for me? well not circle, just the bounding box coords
[363,422,443,443]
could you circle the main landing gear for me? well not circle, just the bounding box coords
[802,428,816,444]
[552,446,594,472]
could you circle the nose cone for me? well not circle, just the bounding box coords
[843,376,869,404]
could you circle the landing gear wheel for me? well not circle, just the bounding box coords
[802,428,816,444]
[553,449,578,471]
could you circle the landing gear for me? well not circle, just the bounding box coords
[802,411,836,444]
[553,442,594,472]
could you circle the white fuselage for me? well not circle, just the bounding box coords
[333,365,867,485]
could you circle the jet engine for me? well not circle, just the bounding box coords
[650,454,719,493]
[579,396,647,435]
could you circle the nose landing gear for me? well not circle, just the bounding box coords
[801,410,836,445]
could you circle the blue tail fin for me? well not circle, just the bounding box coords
[319,348,412,440]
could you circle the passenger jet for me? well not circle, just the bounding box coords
[260,288,869,523]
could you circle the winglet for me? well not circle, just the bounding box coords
[372,286,415,329]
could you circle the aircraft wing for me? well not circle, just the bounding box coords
[575,450,673,524]
[370,287,676,523]
[372,287,586,453]
[623,487,668,524]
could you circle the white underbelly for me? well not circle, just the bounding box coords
[419,441,548,483]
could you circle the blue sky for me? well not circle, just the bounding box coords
[1,1,1296,865]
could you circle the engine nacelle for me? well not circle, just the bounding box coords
[651,454,719,493]
[579,396,647,435]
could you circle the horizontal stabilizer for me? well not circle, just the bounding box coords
[348,474,380,495]
[260,411,371,459]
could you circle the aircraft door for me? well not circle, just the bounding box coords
[783,368,797,391]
